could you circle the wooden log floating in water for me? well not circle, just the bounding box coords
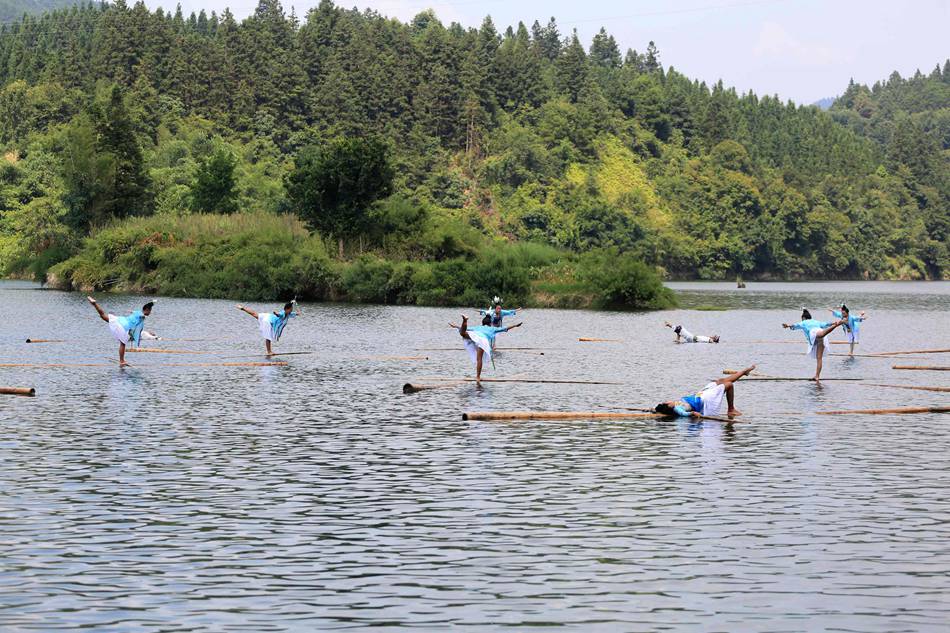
[25,339,66,343]
[818,406,950,415]
[872,349,950,357]
[892,365,950,371]
[862,384,950,394]
[403,382,463,394]
[578,338,622,342]
[424,377,623,385]
[462,411,741,423]
[721,369,862,381]
[0,362,111,368]
[361,356,430,361]
[127,348,205,354]
[0,386,35,396]
[155,362,288,367]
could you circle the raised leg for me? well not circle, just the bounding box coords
[716,365,756,387]
[87,297,108,323]
[237,305,259,319]
[458,314,471,341]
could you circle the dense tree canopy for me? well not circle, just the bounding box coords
[0,0,947,286]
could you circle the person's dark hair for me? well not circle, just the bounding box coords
[654,403,676,416]
[840,303,849,315]
[673,325,682,334]
[142,302,154,312]
[284,302,294,311]
[801,308,811,320]
[482,314,492,326]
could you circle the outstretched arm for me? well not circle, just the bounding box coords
[502,322,523,333]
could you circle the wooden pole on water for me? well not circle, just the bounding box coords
[0,363,111,368]
[25,339,66,343]
[578,338,622,342]
[722,369,863,381]
[873,349,950,356]
[422,377,623,385]
[127,348,205,354]
[818,406,950,415]
[0,387,35,396]
[403,382,463,393]
[892,366,950,371]
[862,384,950,394]
[462,411,741,423]
[360,356,430,361]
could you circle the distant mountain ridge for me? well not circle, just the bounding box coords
[812,97,835,110]
[1,0,78,22]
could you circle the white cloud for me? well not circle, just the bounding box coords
[753,20,851,67]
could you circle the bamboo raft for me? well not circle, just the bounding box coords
[1,387,35,396]
[818,406,950,415]
[462,411,740,423]
[892,365,950,371]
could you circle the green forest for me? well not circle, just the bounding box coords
[1,1,948,308]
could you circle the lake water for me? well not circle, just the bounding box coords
[1,280,948,631]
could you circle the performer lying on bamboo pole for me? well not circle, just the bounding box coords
[828,304,867,357]
[450,314,523,382]
[87,296,154,367]
[664,322,719,343]
[655,365,756,418]
[237,300,299,355]
[782,309,844,382]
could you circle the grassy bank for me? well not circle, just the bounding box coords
[47,212,676,310]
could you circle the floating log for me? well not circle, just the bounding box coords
[892,365,950,371]
[462,410,740,423]
[721,369,862,382]
[872,348,950,357]
[25,339,66,343]
[361,356,429,361]
[154,362,288,367]
[829,341,856,345]
[862,384,950,394]
[0,362,111,368]
[818,406,950,415]
[578,338,622,342]
[0,387,35,396]
[424,377,623,385]
[403,382,464,394]
[127,348,205,354]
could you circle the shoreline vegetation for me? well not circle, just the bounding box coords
[1,1,948,310]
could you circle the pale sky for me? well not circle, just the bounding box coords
[152,0,950,104]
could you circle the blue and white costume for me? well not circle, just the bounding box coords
[107,311,147,346]
[258,310,296,342]
[462,325,508,368]
[478,308,517,328]
[672,383,726,417]
[832,310,865,344]
[788,319,835,358]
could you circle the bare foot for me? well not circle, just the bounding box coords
[236,304,244,310]
[727,409,742,417]
[742,365,756,376]
[119,361,130,368]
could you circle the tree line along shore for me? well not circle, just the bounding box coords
[0,0,947,309]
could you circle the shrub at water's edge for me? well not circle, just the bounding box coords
[48,212,675,309]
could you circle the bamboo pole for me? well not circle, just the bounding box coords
[25,339,66,343]
[862,384,950,394]
[871,349,950,357]
[0,363,111,368]
[892,365,950,371]
[818,406,950,415]
[152,362,288,367]
[360,356,429,361]
[578,338,622,342]
[721,369,862,381]
[423,377,623,385]
[462,411,740,422]
[0,387,35,396]
[127,348,205,354]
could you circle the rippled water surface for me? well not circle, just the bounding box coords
[1,280,948,631]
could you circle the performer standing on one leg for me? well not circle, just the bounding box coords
[449,314,523,383]
[783,309,845,382]
[87,296,154,367]
[237,300,299,355]
[829,304,867,357]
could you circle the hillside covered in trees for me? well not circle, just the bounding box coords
[0,0,76,23]
[0,0,947,306]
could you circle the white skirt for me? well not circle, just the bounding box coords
[464,332,493,367]
[698,382,726,416]
[806,328,823,359]
[107,315,129,345]
[258,313,275,341]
